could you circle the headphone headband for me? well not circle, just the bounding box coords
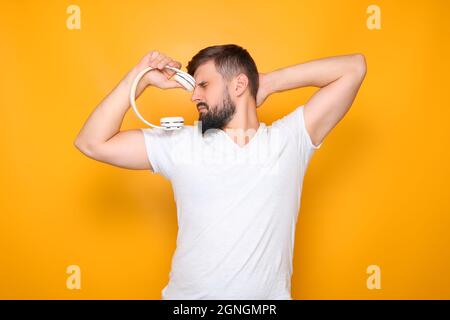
[129,66,195,130]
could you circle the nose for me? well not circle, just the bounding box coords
[191,88,200,103]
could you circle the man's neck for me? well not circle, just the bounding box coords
[223,102,260,146]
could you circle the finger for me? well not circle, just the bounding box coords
[157,56,172,70]
[167,60,182,70]
[149,50,159,60]
[150,55,165,68]
[167,61,177,68]
[165,61,178,77]
[158,57,174,78]
[137,51,154,67]
[150,54,166,68]
[155,56,181,78]
[142,51,158,65]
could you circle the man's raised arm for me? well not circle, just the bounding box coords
[261,53,367,146]
[73,51,183,170]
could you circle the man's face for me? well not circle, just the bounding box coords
[191,60,237,134]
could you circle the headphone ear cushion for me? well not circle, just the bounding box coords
[173,74,194,92]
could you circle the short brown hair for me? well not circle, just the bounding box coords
[186,44,259,102]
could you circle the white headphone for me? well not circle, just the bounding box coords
[129,66,196,130]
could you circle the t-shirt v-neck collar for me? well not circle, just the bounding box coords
[218,122,266,151]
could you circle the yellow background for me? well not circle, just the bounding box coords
[0,0,449,299]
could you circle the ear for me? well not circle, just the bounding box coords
[233,73,249,97]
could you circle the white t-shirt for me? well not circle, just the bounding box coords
[141,105,322,300]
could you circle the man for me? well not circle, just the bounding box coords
[74,44,367,299]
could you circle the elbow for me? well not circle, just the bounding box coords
[73,138,97,158]
[73,136,85,153]
[351,53,367,79]
[73,137,82,150]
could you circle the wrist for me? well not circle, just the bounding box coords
[121,67,150,99]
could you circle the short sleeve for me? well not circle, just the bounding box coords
[271,105,323,164]
[140,127,183,179]
[299,105,323,150]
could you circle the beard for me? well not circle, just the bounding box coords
[197,86,236,135]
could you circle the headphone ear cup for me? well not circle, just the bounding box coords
[160,116,184,130]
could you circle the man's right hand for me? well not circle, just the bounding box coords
[134,50,185,90]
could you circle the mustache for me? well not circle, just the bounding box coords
[197,102,209,110]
